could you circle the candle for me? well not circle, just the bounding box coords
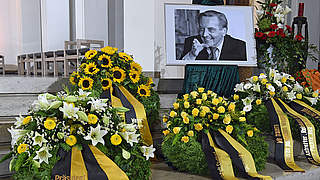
[298,3,304,16]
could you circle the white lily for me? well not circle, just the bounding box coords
[259,73,267,79]
[287,91,296,101]
[234,83,244,92]
[305,97,318,105]
[283,6,291,15]
[119,131,140,146]
[32,131,48,147]
[243,105,252,112]
[140,145,156,160]
[253,84,261,93]
[269,69,278,79]
[242,97,254,106]
[33,146,52,164]
[88,98,108,113]
[119,122,137,132]
[59,102,79,119]
[84,124,108,146]
[256,9,264,16]
[267,85,275,92]
[7,127,29,146]
[274,80,282,88]
[244,83,252,90]
[293,82,304,92]
[14,115,24,128]
[122,149,131,160]
[38,94,50,110]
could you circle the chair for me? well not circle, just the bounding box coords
[43,51,56,77]
[0,55,5,75]
[32,53,43,76]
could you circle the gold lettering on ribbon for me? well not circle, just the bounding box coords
[55,175,86,180]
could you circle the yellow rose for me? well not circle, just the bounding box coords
[173,102,179,110]
[88,114,98,124]
[256,99,262,105]
[281,77,287,83]
[163,115,168,123]
[269,91,275,96]
[184,101,190,109]
[181,111,188,118]
[304,88,310,93]
[110,134,122,145]
[198,87,205,93]
[162,130,170,136]
[282,86,288,92]
[201,106,210,113]
[173,127,181,134]
[66,135,77,146]
[17,144,28,154]
[218,97,223,103]
[241,111,246,115]
[183,117,190,124]
[252,76,259,82]
[202,93,207,100]
[212,113,219,120]
[296,93,302,99]
[247,130,254,137]
[228,103,236,111]
[181,136,189,143]
[226,125,233,134]
[192,108,200,117]
[187,130,194,137]
[199,110,206,117]
[166,121,172,128]
[44,117,56,130]
[207,90,213,95]
[170,111,177,118]
[194,123,203,131]
[217,106,225,114]
[212,98,220,105]
[183,94,189,101]
[261,79,268,85]
[22,116,32,125]
[196,99,202,105]
[233,94,239,101]
[312,92,319,98]
[190,91,198,98]
[260,73,265,76]
[239,117,246,122]
[223,114,231,124]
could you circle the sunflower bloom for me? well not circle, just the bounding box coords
[118,52,133,61]
[101,78,112,90]
[129,70,140,83]
[130,62,142,72]
[111,67,126,83]
[99,54,113,68]
[84,62,100,75]
[78,76,94,90]
[85,50,97,59]
[137,84,151,97]
[101,46,118,55]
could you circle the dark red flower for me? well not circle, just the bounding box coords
[270,3,277,7]
[266,12,273,16]
[255,32,264,38]
[295,34,304,41]
[279,33,286,38]
[268,31,276,37]
[270,24,278,30]
[261,34,267,40]
[285,25,292,32]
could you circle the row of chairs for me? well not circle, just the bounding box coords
[0,55,5,75]
[17,39,104,77]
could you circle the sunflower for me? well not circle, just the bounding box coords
[98,54,113,68]
[78,76,94,90]
[85,50,97,59]
[130,62,142,72]
[101,78,112,90]
[129,70,140,83]
[101,46,118,55]
[80,63,87,70]
[111,67,126,83]
[84,62,100,75]
[137,84,151,97]
[119,52,133,61]
[146,77,153,86]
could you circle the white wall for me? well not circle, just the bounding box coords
[123,0,155,72]
[155,0,192,78]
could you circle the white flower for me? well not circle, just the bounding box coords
[244,83,252,90]
[243,105,252,112]
[267,85,275,92]
[78,89,91,99]
[33,146,52,164]
[32,94,50,111]
[253,84,261,93]
[293,83,304,92]
[102,114,110,126]
[7,127,29,147]
[234,83,244,92]
[140,145,156,160]
[277,23,284,29]
[59,102,79,119]
[119,122,137,132]
[256,9,264,16]
[88,98,108,113]
[122,149,131,160]
[242,97,254,106]
[287,91,296,101]
[269,69,278,79]
[274,80,282,88]
[259,74,267,79]
[14,115,24,128]
[32,132,48,147]
[283,6,291,15]
[119,131,140,146]
[275,13,285,23]
[84,124,108,146]
[305,97,317,105]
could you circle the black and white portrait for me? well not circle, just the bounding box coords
[165,4,256,66]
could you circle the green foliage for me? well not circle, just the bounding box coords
[246,104,272,134]
[243,135,269,171]
[162,135,208,175]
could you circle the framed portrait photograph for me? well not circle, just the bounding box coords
[165,4,256,66]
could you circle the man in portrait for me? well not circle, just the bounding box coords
[180,10,247,61]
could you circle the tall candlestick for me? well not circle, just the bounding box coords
[298,3,304,16]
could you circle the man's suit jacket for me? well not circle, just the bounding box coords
[180,34,247,61]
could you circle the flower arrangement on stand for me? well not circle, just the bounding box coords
[255,0,318,75]
[1,90,155,180]
[69,46,160,126]
[161,88,268,175]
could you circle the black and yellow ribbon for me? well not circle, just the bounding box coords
[265,98,304,172]
[101,85,153,146]
[52,145,129,180]
[212,129,272,180]
[201,131,238,180]
[290,100,320,121]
